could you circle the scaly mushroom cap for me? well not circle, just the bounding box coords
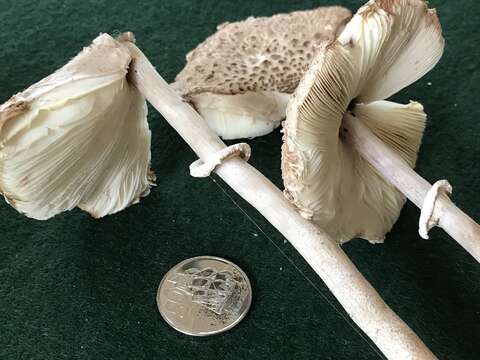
[282,0,444,243]
[176,6,352,96]
[175,6,352,140]
[0,34,153,220]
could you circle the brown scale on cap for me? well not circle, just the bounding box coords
[175,6,352,98]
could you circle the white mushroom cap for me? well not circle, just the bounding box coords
[282,0,444,243]
[0,34,154,220]
[175,6,352,140]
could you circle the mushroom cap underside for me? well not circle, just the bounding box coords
[0,34,154,220]
[282,0,444,243]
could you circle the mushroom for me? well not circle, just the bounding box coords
[0,33,153,220]
[1,32,438,359]
[174,6,352,139]
[281,0,480,260]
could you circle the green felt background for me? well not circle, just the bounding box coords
[0,0,479,359]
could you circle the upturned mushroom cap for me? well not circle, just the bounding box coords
[0,33,154,220]
[175,6,352,140]
[282,0,444,243]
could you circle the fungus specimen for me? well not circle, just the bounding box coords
[175,6,352,139]
[281,0,480,261]
[0,34,153,219]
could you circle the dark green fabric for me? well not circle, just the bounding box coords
[0,0,479,359]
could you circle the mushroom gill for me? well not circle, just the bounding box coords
[0,34,154,220]
[282,0,443,243]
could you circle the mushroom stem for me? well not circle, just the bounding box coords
[343,114,480,262]
[125,42,437,360]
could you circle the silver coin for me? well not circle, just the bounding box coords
[157,256,252,336]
